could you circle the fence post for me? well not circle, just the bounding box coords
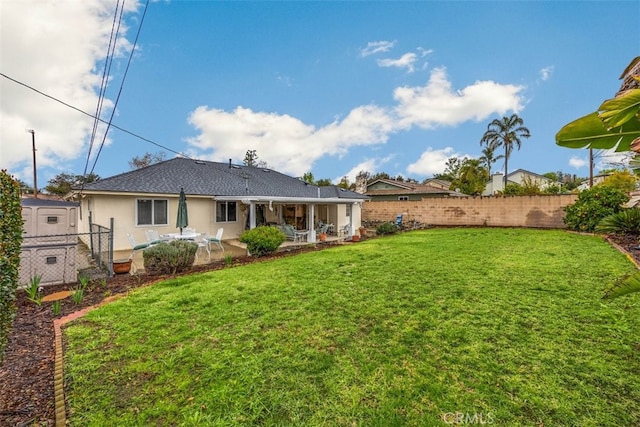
[108,218,114,277]
[88,211,95,257]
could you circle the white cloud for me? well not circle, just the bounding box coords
[360,40,396,57]
[539,66,554,81]
[569,156,587,169]
[187,67,525,177]
[186,105,398,177]
[0,0,139,180]
[407,147,466,176]
[394,67,525,129]
[377,53,418,73]
[334,156,394,184]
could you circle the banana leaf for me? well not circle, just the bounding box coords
[555,110,640,152]
[603,270,640,299]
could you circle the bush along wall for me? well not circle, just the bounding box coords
[0,170,23,365]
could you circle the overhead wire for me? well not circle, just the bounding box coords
[89,0,151,177]
[83,0,125,179]
[0,71,190,159]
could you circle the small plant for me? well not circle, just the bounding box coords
[224,254,233,267]
[376,222,398,236]
[71,286,84,305]
[52,300,61,316]
[596,208,640,235]
[239,226,286,257]
[78,275,90,291]
[25,274,43,306]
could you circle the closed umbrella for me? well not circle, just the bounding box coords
[176,187,188,234]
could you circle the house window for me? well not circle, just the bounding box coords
[346,204,351,218]
[137,199,168,226]
[216,201,237,222]
[398,196,409,201]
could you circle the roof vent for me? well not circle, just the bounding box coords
[194,160,205,165]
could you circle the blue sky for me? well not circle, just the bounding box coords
[1,0,638,189]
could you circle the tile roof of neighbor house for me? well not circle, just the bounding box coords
[80,157,368,200]
[366,178,461,196]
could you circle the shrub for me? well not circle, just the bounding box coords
[0,170,23,365]
[376,222,398,235]
[563,186,629,232]
[239,226,286,257]
[143,240,197,275]
[596,208,640,235]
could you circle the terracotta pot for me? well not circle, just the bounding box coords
[359,227,367,236]
[319,233,327,242]
[113,259,132,274]
[351,235,360,242]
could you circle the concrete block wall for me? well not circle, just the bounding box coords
[362,194,578,229]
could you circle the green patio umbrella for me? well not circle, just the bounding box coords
[176,187,188,234]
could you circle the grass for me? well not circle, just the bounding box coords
[64,228,640,426]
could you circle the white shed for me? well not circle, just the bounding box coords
[19,198,79,287]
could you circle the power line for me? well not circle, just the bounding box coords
[90,0,151,176]
[0,71,190,159]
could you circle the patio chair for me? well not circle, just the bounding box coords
[277,224,296,241]
[127,233,150,259]
[146,229,166,245]
[196,228,224,261]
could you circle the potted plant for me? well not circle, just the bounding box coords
[359,226,367,237]
[113,258,132,274]
[319,232,327,242]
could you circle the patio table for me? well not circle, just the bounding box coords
[161,232,201,241]
[294,230,309,243]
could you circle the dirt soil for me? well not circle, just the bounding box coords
[0,235,637,426]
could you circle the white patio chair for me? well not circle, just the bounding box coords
[146,229,166,245]
[127,233,150,259]
[207,228,224,252]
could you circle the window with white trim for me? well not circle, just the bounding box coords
[137,199,168,226]
[216,201,237,222]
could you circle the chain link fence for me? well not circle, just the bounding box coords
[19,220,114,288]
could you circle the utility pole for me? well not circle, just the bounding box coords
[26,129,38,198]
[589,148,594,188]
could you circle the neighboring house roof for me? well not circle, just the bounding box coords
[505,169,554,184]
[21,197,79,207]
[79,157,368,201]
[365,178,457,196]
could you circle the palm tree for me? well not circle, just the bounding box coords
[480,114,531,187]
[479,141,504,176]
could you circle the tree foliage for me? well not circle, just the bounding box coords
[480,114,531,185]
[0,170,23,365]
[129,151,167,170]
[450,158,489,195]
[44,173,100,196]
[243,150,269,168]
[600,169,638,193]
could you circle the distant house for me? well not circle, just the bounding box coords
[71,158,368,253]
[364,178,461,201]
[576,173,613,191]
[483,169,558,195]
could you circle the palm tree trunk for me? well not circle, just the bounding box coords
[504,144,508,188]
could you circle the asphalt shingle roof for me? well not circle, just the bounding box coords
[81,158,368,200]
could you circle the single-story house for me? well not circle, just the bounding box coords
[365,178,460,201]
[483,169,558,195]
[71,158,369,252]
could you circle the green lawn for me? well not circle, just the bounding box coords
[64,228,640,426]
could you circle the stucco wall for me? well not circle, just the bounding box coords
[362,195,578,228]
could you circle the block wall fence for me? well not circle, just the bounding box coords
[362,194,579,229]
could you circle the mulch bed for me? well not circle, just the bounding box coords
[0,235,638,426]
